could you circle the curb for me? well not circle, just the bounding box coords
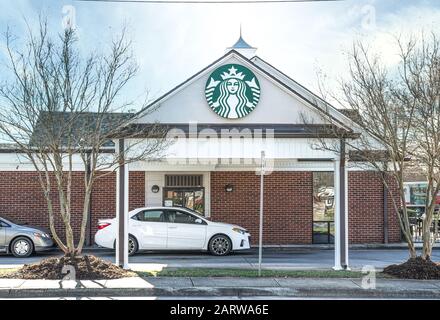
[1,287,440,299]
[42,245,440,254]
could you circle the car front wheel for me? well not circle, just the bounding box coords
[128,235,138,256]
[208,234,232,256]
[11,237,34,258]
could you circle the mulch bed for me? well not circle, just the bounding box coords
[4,255,136,280]
[383,257,440,280]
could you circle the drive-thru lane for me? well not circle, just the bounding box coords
[1,248,438,270]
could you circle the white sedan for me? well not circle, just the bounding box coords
[94,207,251,256]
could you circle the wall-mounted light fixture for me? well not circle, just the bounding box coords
[151,185,160,193]
[225,184,234,192]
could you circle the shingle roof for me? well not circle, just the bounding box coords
[30,111,135,148]
[339,109,362,124]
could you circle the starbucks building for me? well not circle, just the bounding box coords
[0,35,401,267]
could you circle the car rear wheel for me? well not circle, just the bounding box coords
[208,234,232,256]
[11,237,34,258]
[113,235,138,256]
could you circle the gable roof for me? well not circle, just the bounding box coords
[135,49,355,133]
[251,56,358,130]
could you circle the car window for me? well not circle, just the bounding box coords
[0,219,10,227]
[135,210,166,222]
[167,210,204,225]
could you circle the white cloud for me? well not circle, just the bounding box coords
[0,0,439,108]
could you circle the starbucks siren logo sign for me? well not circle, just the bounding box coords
[205,64,260,119]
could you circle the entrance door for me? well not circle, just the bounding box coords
[312,172,335,244]
[163,188,205,214]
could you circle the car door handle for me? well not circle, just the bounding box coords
[168,226,178,229]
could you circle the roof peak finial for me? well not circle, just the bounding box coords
[226,25,257,58]
[230,25,255,50]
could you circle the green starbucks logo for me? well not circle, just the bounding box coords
[205,64,260,119]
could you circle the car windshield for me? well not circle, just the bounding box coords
[182,207,204,218]
[1,217,24,225]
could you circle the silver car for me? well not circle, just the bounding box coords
[0,217,54,257]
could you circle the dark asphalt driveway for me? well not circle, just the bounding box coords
[1,247,439,270]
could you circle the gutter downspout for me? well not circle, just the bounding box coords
[86,152,92,246]
[383,162,389,244]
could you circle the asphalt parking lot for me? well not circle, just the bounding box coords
[1,247,439,270]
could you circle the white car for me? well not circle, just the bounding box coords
[94,207,251,256]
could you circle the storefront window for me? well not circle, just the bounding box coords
[163,188,205,215]
[404,183,428,206]
[313,172,335,244]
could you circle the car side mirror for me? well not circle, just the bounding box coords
[195,218,203,224]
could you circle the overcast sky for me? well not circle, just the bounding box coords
[1,0,439,109]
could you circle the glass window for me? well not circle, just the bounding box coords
[135,210,166,222]
[163,188,205,215]
[313,172,335,244]
[404,183,428,206]
[167,210,202,225]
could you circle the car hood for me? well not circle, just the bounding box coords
[13,224,50,234]
[208,221,247,231]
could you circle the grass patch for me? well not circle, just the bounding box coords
[0,268,18,278]
[138,268,390,278]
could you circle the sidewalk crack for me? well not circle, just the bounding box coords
[350,279,362,288]
[273,278,282,287]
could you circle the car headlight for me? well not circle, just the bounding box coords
[34,232,50,238]
[232,227,247,235]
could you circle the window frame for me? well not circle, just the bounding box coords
[165,209,207,225]
[133,209,167,223]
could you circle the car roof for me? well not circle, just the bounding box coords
[132,207,206,218]
[134,206,194,211]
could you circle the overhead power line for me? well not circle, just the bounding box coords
[75,0,343,4]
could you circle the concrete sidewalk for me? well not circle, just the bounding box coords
[3,248,440,271]
[1,276,440,299]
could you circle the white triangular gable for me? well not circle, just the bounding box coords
[136,51,353,128]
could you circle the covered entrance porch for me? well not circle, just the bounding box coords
[113,137,351,271]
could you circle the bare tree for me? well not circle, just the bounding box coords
[403,33,440,259]
[0,20,166,257]
[303,36,433,259]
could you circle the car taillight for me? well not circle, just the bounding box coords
[98,223,111,230]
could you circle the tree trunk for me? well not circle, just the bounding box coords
[76,186,92,255]
[422,203,435,259]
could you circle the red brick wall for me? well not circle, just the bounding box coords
[0,171,145,246]
[386,175,402,243]
[0,169,401,246]
[211,170,401,245]
[348,171,401,243]
[210,171,313,245]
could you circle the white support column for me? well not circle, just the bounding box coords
[343,158,349,269]
[333,143,349,270]
[333,157,342,270]
[115,139,130,269]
